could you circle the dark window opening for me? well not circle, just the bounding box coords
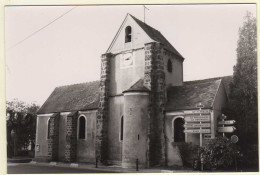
[167,59,173,73]
[174,118,185,142]
[79,116,86,139]
[120,116,124,141]
[125,26,132,43]
[47,119,51,139]
[138,134,139,140]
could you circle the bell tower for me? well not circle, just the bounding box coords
[97,14,184,167]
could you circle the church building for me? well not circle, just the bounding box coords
[35,14,231,168]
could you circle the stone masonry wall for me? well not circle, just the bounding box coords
[65,111,78,162]
[96,53,112,164]
[47,113,60,161]
[144,42,166,167]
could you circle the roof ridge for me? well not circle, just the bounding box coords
[184,75,232,84]
[129,14,160,33]
[56,80,100,89]
[129,14,184,59]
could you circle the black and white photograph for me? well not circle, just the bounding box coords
[5,3,258,174]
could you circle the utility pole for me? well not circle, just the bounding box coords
[143,5,149,23]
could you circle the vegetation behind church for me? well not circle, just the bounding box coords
[223,12,258,169]
[6,99,39,158]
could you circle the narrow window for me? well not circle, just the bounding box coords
[79,116,86,139]
[120,116,124,141]
[167,59,173,73]
[47,119,51,139]
[174,118,185,142]
[125,26,132,43]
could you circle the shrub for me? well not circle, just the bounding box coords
[200,137,241,170]
[175,142,199,167]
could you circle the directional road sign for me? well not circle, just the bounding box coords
[184,129,210,134]
[184,109,211,114]
[218,126,236,133]
[184,123,210,128]
[184,115,210,122]
[218,120,236,125]
[204,134,211,139]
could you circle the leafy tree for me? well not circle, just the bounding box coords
[229,11,257,144]
[6,99,39,157]
[223,11,257,168]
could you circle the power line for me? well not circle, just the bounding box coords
[7,6,77,51]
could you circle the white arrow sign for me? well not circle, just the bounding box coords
[184,109,211,114]
[185,115,210,122]
[218,120,236,125]
[184,129,210,133]
[184,123,211,128]
[218,126,236,133]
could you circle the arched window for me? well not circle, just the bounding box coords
[78,116,86,139]
[120,116,124,141]
[172,117,185,142]
[47,118,51,139]
[167,59,173,73]
[125,26,132,43]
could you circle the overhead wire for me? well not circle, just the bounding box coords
[7,6,77,51]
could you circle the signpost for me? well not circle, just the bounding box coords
[230,135,239,171]
[183,103,211,147]
[183,103,212,172]
[218,114,236,136]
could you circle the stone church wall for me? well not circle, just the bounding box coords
[163,50,183,87]
[109,49,145,96]
[58,113,68,161]
[144,42,166,166]
[77,110,97,163]
[122,92,149,168]
[107,96,124,164]
[212,83,228,138]
[109,17,153,54]
[35,114,53,161]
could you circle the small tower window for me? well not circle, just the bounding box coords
[167,59,173,73]
[47,118,51,139]
[79,116,86,139]
[120,116,124,141]
[125,26,132,43]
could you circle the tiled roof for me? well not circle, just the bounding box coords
[37,81,100,114]
[130,14,184,60]
[123,79,150,93]
[38,75,232,114]
[166,76,232,111]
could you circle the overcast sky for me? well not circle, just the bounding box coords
[5,4,256,105]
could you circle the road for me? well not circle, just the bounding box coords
[7,163,120,174]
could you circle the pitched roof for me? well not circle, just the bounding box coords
[130,14,184,59]
[123,79,150,93]
[37,81,100,114]
[166,76,232,111]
